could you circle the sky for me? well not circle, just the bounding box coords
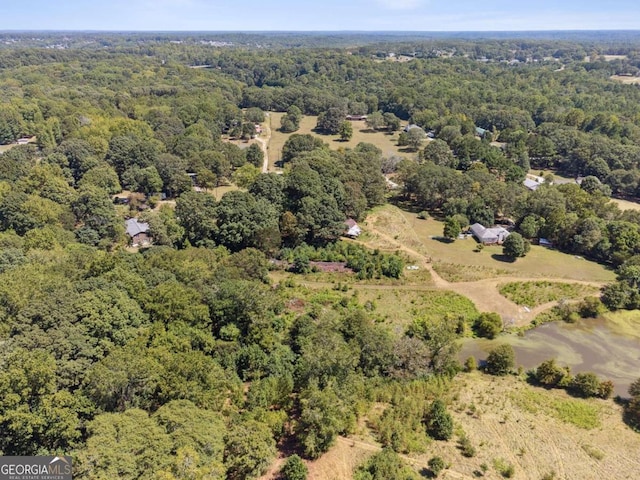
[2,0,640,31]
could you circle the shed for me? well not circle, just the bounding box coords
[125,218,152,247]
[523,178,542,191]
[344,218,362,238]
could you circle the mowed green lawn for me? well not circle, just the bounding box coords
[368,205,616,283]
[267,112,415,168]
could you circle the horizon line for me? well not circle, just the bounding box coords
[2,29,640,33]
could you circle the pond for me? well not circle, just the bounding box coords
[459,317,640,397]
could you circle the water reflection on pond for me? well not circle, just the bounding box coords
[459,317,640,396]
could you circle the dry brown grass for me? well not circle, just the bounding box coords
[265,373,640,480]
[610,75,640,84]
[610,197,640,211]
[439,373,640,480]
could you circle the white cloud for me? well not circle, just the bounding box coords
[374,0,426,10]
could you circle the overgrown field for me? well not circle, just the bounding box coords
[499,281,599,307]
[301,373,640,480]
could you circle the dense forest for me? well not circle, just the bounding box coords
[1,32,640,478]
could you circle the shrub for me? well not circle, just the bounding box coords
[280,455,308,480]
[493,458,515,478]
[568,372,601,398]
[473,312,502,339]
[428,456,446,477]
[464,356,477,372]
[485,344,515,376]
[535,359,570,388]
[457,435,476,457]
[597,380,614,399]
[578,296,605,318]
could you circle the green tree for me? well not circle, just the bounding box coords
[232,164,260,188]
[428,456,446,477]
[502,232,530,259]
[214,191,279,252]
[224,419,276,480]
[421,139,457,168]
[296,387,353,459]
[443,217,461,241]
[535,359,570,388]
[245,107,265,124]
[406,128,426,151]
[485,344,515,376]
[153,400,226,476]
[280,455,308,480]
[281,105,302,133]
[79,163,122,194]
[0,349,84,455]
[316,106,347,134]
[281,134,325,163]
[383,112,401,132]
[338,121,353,141]
[76,409,172,480]
[425,399,453,441]
[568,372,603,398]
[365,111,384,131]
[245,143,264,168]
[473,312,503,339]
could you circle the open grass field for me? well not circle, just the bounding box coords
[266,373,640,480]
[267,112,416,168]
[610,197,640,211]
[0,144,16,154]
[610,74,640,84]
[207,184,241,200]
[366,204,616,283]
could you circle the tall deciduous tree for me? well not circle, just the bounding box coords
[224,419,276,480]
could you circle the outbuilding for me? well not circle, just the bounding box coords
[470,223,510,245]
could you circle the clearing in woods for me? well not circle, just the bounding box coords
[354,204,613,324]
[267,112,416,169]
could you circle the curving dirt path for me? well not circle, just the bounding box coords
[257,112,271,173]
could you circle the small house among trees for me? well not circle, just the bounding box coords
[344,218,362,237]
[470,223,510,245]
[125,218,152,247]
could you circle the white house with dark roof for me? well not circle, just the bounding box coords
[470,223,510,245]
[125,218,152,247]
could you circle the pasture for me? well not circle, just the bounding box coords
[365,204,616,283]
[267,112,416,168]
